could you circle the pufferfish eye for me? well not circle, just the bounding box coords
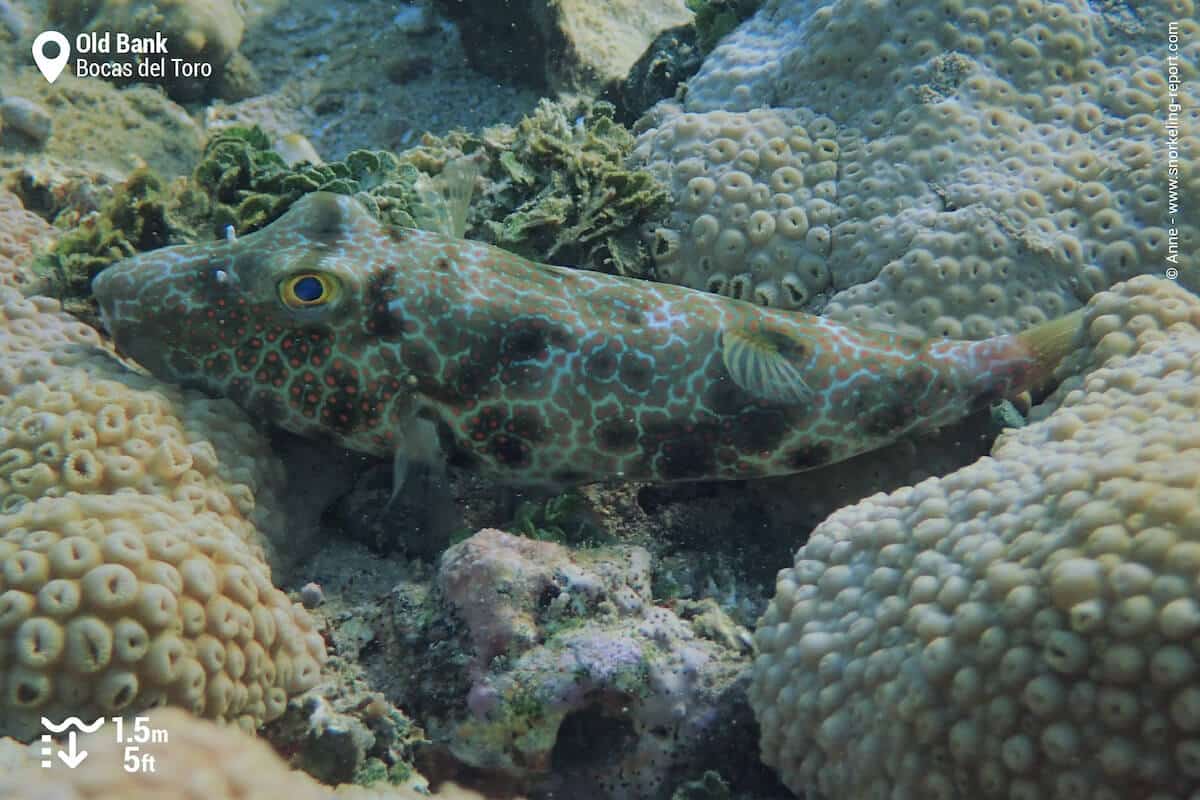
[280,273,338,308]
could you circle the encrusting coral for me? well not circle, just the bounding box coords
[433,529,749,799]
[0,286,325,739]
[634,0,1199,338]
[748,276,1200,799]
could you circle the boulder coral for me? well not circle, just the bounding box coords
[749,276,1200,798]
[0,286,325,739]
[633,0,1198,338]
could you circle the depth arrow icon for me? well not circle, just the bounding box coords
[56,731,87,768]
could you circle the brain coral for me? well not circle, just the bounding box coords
[748,276,1200,798]
[0,286,325,738]
[633,0,1199,337]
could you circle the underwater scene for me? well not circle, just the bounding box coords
[0,0,1197,797]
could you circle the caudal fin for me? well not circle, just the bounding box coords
[1016,308,1086,387]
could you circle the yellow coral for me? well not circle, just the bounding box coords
[0,287,324,739]
[749,276,1200,798]
[0,287,287,555]
[0,493,325,739]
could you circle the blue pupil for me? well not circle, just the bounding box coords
[293,276,324,302]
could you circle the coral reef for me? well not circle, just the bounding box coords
[0,190,56,293]
[0,494,325,738]
[435,0,693,97]
[47,0,245,100]
[748,277,1200,798]
[633,0,1198,338]
[266,672,425,787]
[431,529,753,798]
[0,286,325,739]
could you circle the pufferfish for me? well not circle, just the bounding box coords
[92,168,1083,492]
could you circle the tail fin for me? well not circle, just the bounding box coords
[1016,308,1086,387]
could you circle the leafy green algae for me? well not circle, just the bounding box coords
[193,126,429,234]
[406,99,670,277]
[39,126,439,319]
[54,99,667,322]
[32,167,194,323]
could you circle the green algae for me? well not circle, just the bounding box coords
[509,490,610,547]
[192,126,431,235]
[32,167,195,323]
[407,99,669,277]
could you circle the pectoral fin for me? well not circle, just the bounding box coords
[384,416,444,504]
[721,325,814,406]
[379,416,460,555]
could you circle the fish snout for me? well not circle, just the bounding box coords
[90,256,175,375]
[92,259,135,337]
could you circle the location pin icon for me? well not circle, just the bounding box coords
[32,31,70,84]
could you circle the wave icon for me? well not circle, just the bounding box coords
[41,717,106,734]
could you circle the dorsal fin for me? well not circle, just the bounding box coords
[438,157,481,238]
[412,157,481,238]
[721,324,814,406]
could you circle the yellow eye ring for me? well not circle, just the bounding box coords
[280,273,338,308]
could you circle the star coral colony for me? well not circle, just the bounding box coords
[73,30,212,81]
